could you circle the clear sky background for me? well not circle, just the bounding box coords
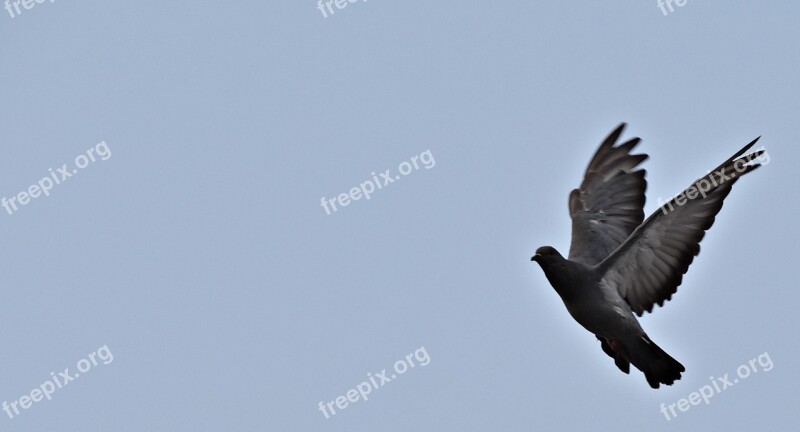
[0,1,797,431]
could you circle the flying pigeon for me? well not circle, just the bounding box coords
[530,123,764,388]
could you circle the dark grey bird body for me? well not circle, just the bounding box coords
[531,124,764,388]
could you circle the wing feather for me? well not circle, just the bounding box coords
[599,138,764,315]
[568,123,649,265]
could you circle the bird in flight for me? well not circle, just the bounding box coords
[530,124,764,388]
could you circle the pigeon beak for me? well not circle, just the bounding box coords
[531,254,541,262]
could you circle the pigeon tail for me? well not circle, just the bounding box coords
[628,335,685,389]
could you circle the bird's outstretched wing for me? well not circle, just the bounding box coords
[599,138,764,316]
[568,123,648,265]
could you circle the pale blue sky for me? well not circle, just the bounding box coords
[0,1,797,431]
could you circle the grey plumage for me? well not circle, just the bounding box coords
[531,123,763,388]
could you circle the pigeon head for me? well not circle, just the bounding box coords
[531,246,564,268]
[531,246,575,298]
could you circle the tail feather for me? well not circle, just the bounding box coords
[630,335,684,389]
[598,334,684,389]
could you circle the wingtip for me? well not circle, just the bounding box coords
[597,123,628,152]
[723,135,763,166]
